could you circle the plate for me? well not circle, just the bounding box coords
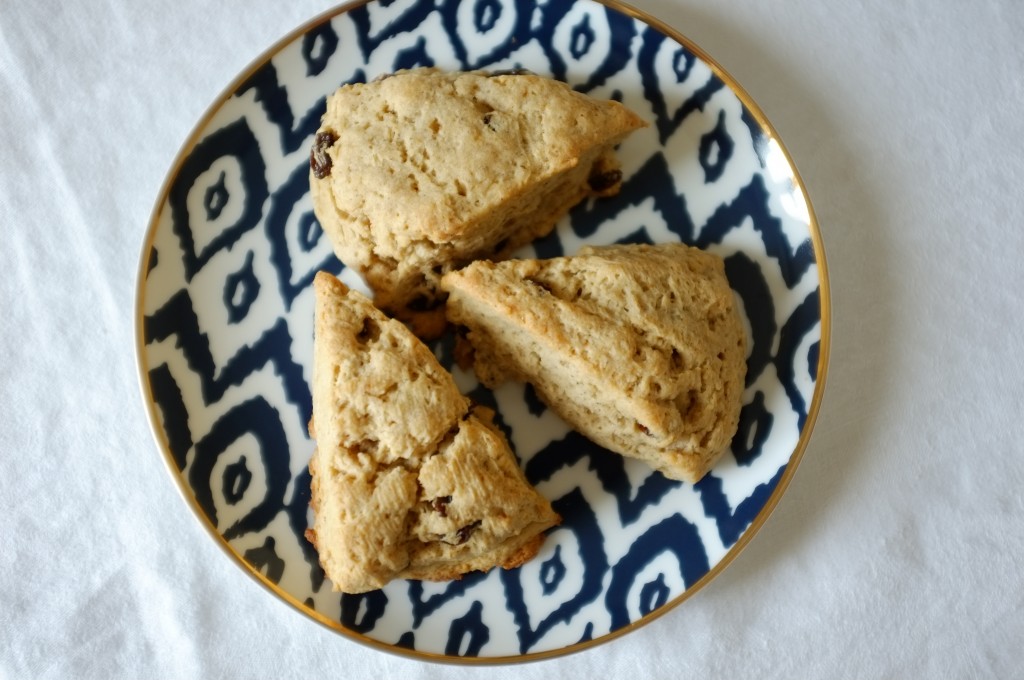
[135,0,829,663]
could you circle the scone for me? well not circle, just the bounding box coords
[305,271,559,594]
[440,243,747,483]
[309,67,646,338]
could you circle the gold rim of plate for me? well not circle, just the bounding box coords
[133,0,832,664]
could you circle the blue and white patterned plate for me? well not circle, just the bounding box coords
[135,0,829,662]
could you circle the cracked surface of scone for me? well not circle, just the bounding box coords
[306,271,560,594]
[309,67,646,338]
[440,243,747,483]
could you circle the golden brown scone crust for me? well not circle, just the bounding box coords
[307,271,559,593]
[309,68,646,338]
[441,243,747,483]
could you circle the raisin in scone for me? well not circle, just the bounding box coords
[440,243,747,483]
[305,271,559,594]
[309,68,646,338]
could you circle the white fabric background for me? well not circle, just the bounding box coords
[2,0,1022,677]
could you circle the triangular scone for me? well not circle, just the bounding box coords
[440,243,747,483]
[309,67,646,338]
[306,271,559,594]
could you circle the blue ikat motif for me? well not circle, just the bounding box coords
[139,0,824,660]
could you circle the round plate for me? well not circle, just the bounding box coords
[135,0,829,663]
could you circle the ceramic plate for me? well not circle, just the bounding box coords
[135,0,829,662]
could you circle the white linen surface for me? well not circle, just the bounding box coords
[2,0,1022,677]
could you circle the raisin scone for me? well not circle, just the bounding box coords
[305,271,559,594]
[440,243,747,483]
[309,68,646,338]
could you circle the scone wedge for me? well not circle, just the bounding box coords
[309,67,646,338]
[306,271,559,594]
[441,243,747,483]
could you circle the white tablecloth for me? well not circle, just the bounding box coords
[3,0,1022,677]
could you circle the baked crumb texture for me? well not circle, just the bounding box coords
[441,243,748,483]
[309,68,646,339]
[307,272,560,594]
